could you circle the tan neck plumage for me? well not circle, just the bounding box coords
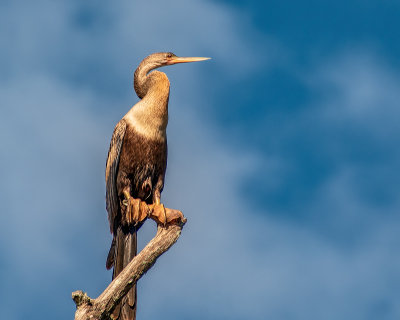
[125,71,170,141]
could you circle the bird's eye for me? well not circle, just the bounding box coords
[166,52,174,58]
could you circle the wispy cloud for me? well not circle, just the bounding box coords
[0,0,272,319]
[139,51,400,319]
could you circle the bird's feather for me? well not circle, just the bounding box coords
[105,119,137,320]
[106,119,127,234]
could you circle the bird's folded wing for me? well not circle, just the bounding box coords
[105,119,127,234]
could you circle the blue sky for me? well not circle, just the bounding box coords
[1,0,400,319]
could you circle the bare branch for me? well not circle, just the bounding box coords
[72,212,186,320]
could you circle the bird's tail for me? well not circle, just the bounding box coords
[107,226,137,320]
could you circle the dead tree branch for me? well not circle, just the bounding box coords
[72,210,186,320]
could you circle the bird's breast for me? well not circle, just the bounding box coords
[124,94,169,142]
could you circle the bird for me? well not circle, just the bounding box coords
[105,52,210,320]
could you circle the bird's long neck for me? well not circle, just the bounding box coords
[134,58,162,99]
[129,62,170,140]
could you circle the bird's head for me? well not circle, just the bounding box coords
[142,52,211,69]
[134,52,210,98]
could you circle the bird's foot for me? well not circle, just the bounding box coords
[150,202,167,226]
[165,207,186,225]
[122,192,185,226]
[148,203,186,226]
[122,192,149,226]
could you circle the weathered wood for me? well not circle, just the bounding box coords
[72,211,186,320]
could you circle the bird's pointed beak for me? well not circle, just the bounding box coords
[167,56,211,65]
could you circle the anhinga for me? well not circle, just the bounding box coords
[105,52,210,320]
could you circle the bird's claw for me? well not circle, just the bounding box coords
[125,197,139,225]
[165,208,186,224]
[122,194,185,226]
[149,204,185,226]
[151,203,167,226]
[122,196,149,226]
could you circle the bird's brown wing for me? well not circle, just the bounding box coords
[105,119,127,234]
[105,119,137,319]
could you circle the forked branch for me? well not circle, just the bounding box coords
[72,209,186,320]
